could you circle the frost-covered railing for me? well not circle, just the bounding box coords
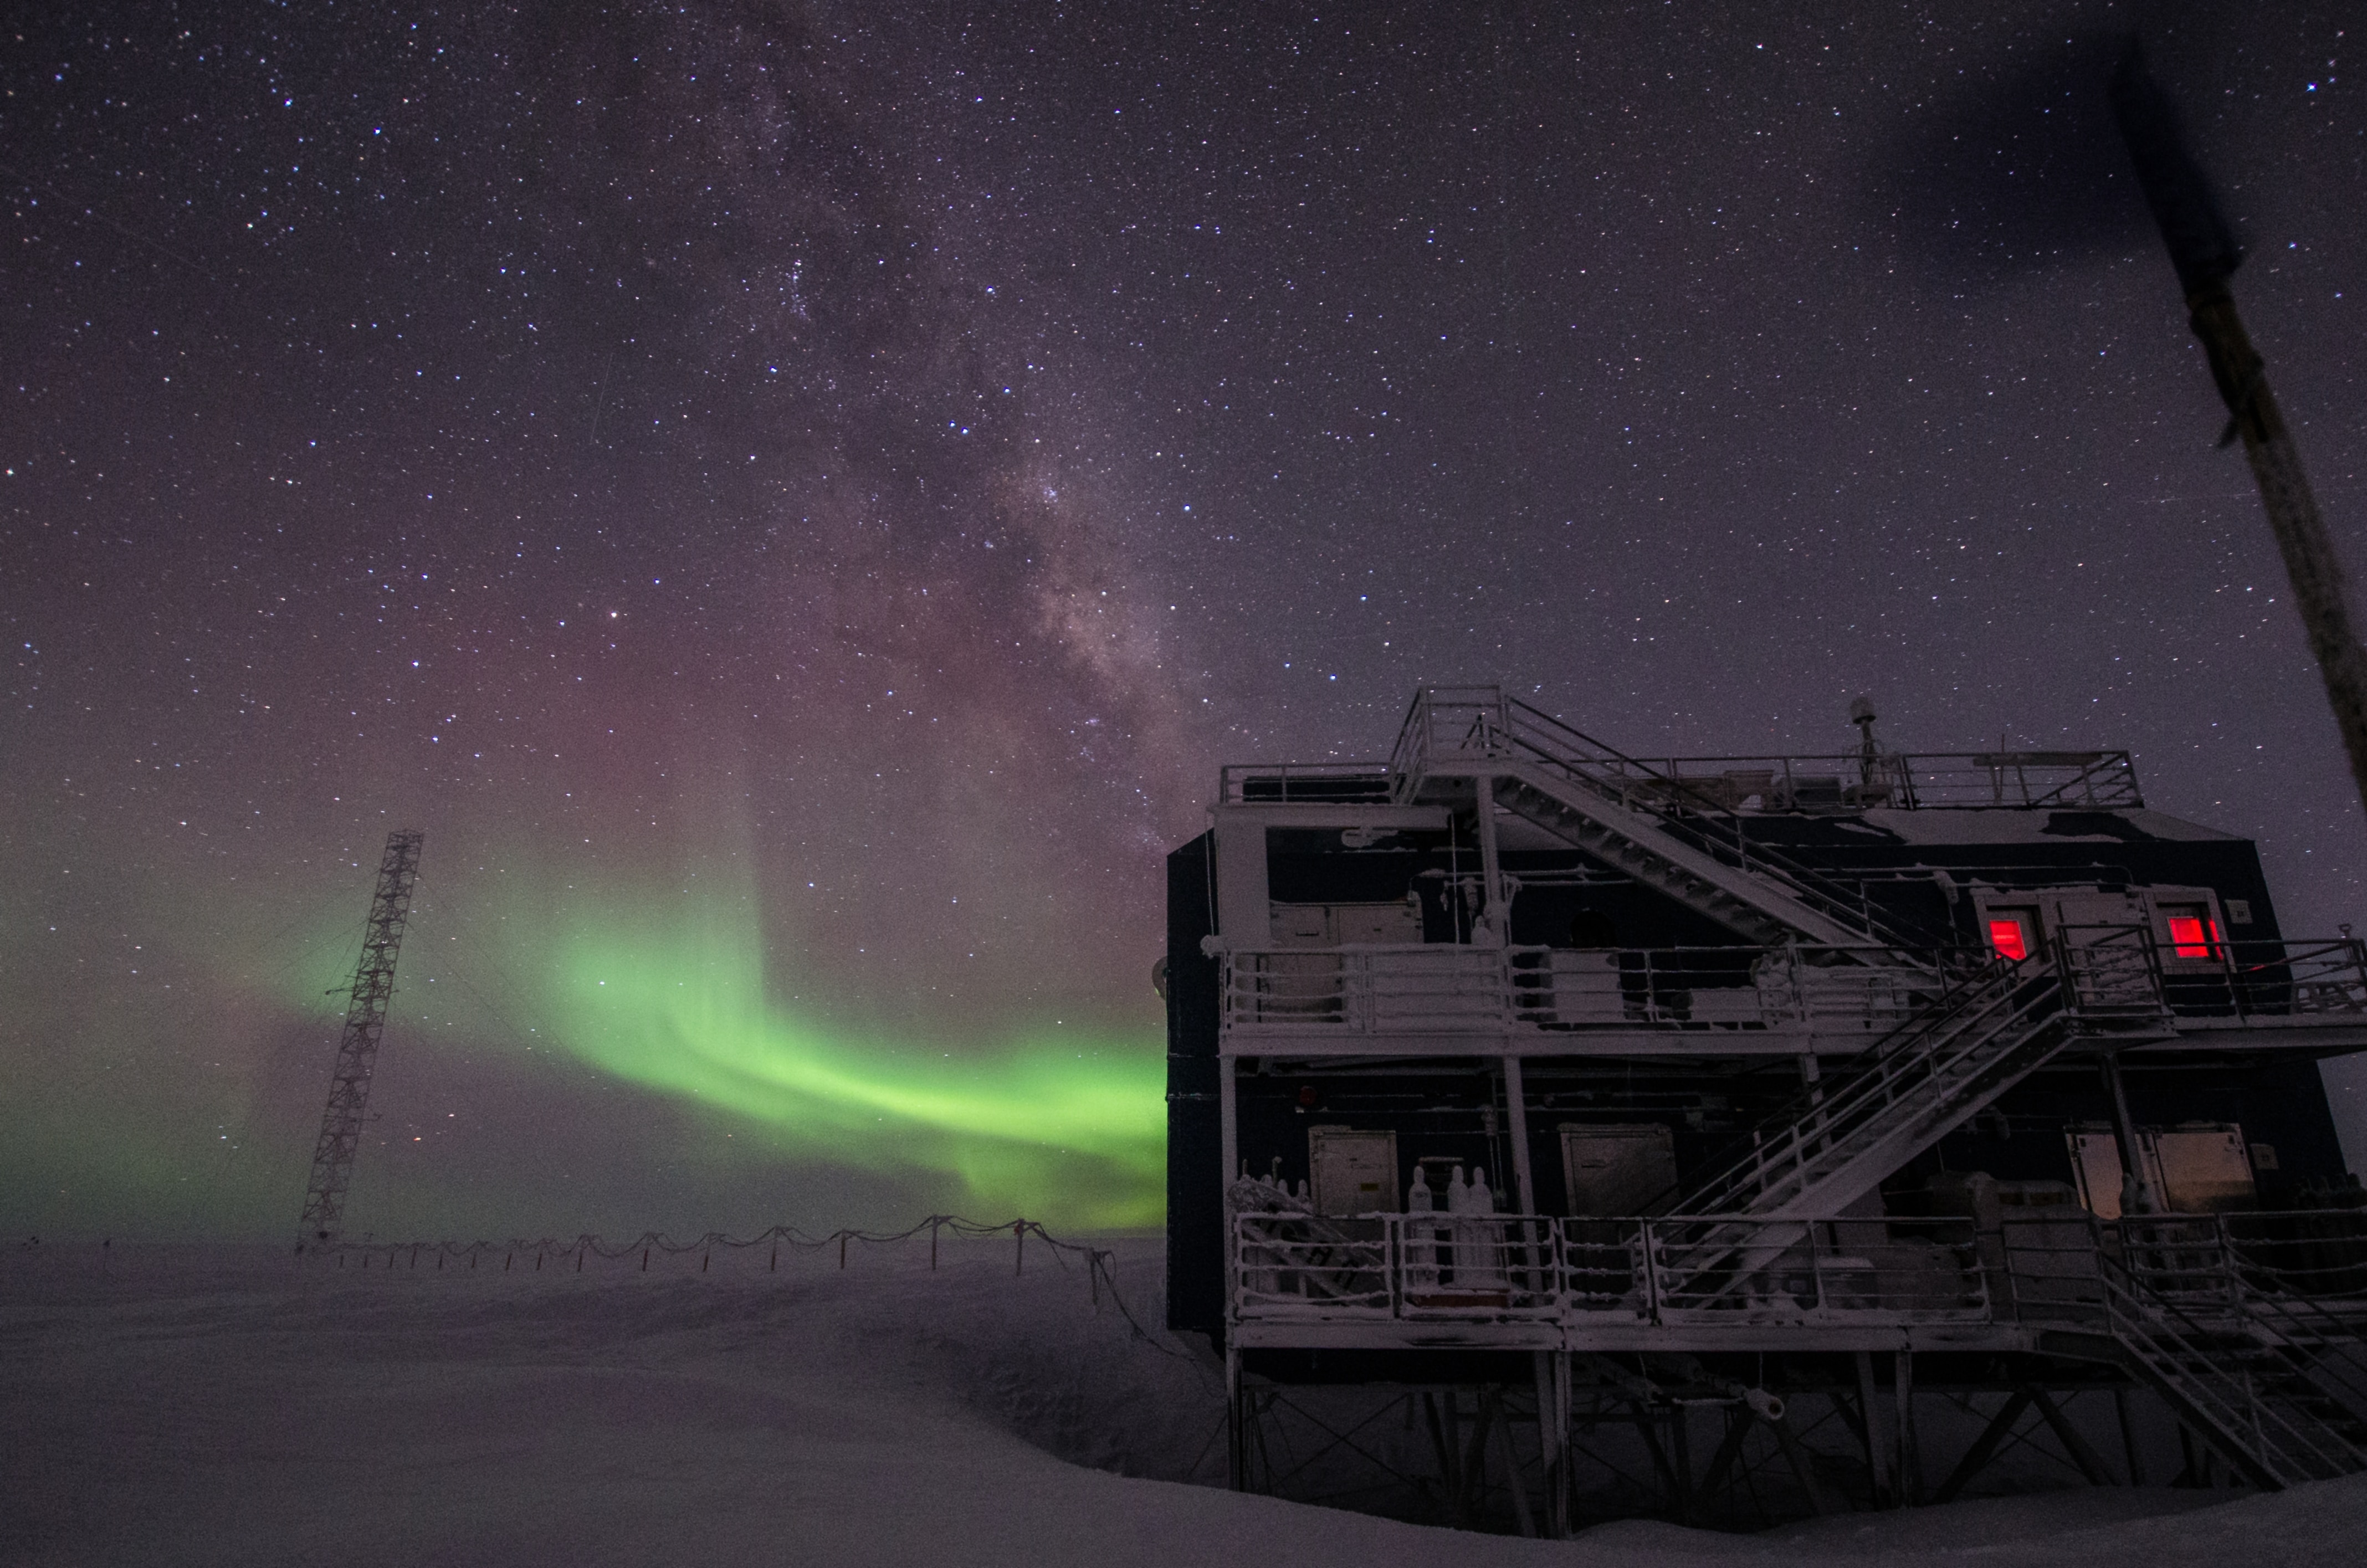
[1997,1210,2367,1484]
[1224,945,1515,1035]
[1621,751,2141,812]
[2158,937,2367,1023]
[1216,761,1393,806]
[1383,685,2140,813]
[1223,944,1955,1039]
[2000,1208,2367,1328]
[1220,936,2367,1044]
[1231,1213,1987,1329]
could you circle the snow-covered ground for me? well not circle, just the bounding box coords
[3,1236,2361,1566]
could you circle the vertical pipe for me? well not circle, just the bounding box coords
[1220,1054,1241,1327]
[1502,1057,1537,1215]
[2098,1052,2162,1215]
[1474,777,1506,944]
[1220,1055,1240,1188]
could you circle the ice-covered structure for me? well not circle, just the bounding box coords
[1164,685,2367,1526]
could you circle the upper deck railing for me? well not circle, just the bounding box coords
[1220,934,2367,1046]
[1217,762,1392,806]
[1381,684,2141,814]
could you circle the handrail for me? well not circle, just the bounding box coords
[2001,1212,2367,1485]
[1232,1211,1989,1328]
[1217,761,1393,806]
[1672,956,2059,1216]
[1671,926,2177,1219]
[2094,1234,2366,1482]
[1390,686,1944,951]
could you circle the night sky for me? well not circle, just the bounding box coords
[6,1,2363,1240]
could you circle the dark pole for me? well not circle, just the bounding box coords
[2112,51,2367,813]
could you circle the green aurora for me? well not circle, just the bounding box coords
[516,899,1166,1228]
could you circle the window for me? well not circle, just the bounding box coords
[2161,904,2222,960]
[1987,910,2037,962]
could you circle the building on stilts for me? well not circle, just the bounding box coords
[1162,685,2367,1530]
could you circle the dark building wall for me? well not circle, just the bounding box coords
[1169,808,2351,1339]
[1165,833,1223,1338]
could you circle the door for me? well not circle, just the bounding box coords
[1559,1124,1678,1217]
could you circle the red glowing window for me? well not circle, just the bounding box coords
[2165,911,2222,960]
[1987,916,2033,962]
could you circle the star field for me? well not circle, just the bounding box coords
[5,1,2364,1236]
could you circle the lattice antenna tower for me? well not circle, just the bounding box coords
[296,829,424,1249]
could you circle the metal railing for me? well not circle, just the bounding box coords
[2000,1211,2367,1484]
[1217,761,1393,806]
[1670,951,2076,1218]
[1383,686,2141,813]
[1225,945,1513,1034]
[1220,935,2367,1046]
[1388,686,1941,951]
[1615,751,2141,812]
[1221,943,1948,1038]
[1231,1212,1987,1329]
[2160,937,2367,1023]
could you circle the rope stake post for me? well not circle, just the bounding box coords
[298,1217,1175,1353]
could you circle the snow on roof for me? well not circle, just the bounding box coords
[1856,807,2240,846]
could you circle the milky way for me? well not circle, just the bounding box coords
[6,2,2363,1238]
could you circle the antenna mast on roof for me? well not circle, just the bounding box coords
[295,829,424,1251]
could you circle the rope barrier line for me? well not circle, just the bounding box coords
[315,1215,1185,1356]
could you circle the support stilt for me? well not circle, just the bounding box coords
[1894,1350,1920,1506]
[2114,1386,2148,1485]
[1853,1353,1892,1506]
[1225,1346,1246,1492]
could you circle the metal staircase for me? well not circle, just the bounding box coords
[1389,686,1934,951]
[1635,926,2179,1315]
[2024,1219,2367,1488]
[1672,927,2170,1226]
[1675,957,2076,1220]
